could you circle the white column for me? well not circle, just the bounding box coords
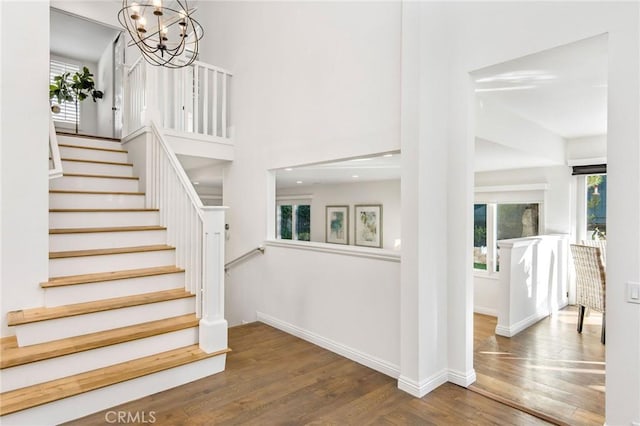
[199,206,228,353]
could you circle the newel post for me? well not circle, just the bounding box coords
[199,206,228,353]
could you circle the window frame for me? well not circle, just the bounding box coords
[50,57,81,125]
[275,197,312,242]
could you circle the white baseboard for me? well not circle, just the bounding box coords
[256,312,400,379]
[473,306,498,317]
[496,311,548,337]
[397,370,448,398]
[448,368,477,387]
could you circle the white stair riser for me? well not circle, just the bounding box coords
[50,229,167,252]
[59,146,128,163]
[49,249,175,276]
[50,176,139,192]
[57,135,122,151]
[61,160,133,177]
[50,192,145,209]
[14,297,195,346]
[50,210,160,229]
[0,355,226,426]
[0,327,198,392]
[44,272,185,306]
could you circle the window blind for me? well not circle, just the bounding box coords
[50,59,80,124]
[572,164,607,175]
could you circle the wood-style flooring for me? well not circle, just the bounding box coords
[472,306,605,426]
[66,322,550,425]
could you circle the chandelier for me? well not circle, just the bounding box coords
[118,0,203,68]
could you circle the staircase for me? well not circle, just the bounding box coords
[0,133,229,425]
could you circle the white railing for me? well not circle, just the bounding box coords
[146,121,227,353]
[125,58,233,140]
[49,113,63,179]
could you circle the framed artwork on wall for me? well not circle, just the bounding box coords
[354,204,382,248]
[326,205,349,245]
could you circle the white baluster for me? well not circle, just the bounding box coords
[203,68,209,136]
[222,73,228,138]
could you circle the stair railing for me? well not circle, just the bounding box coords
[125,57,233,140]
[225,246,265,272]
[49,113,63,179]
[147,121,227,353]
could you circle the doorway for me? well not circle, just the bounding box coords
[50,8,124,138]
[469,34,608,425]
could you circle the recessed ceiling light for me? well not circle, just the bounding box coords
[285,168,293,171]
[383,154,393,158]
[296,180,303,184]
[350,158,372,162]
[193,181,200,185]
[352,175,359,178]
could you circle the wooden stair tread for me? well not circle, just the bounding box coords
[49,244,175,259]
[0,345,230,416]
[50,208,159,212]
[60,158,133,166]
[58,143,127,154]
[6,289,193,326]
[50,189,144,195]
[61,173,139,180]
[42,265,184,287]
[0,314,198,369]
[50,225,166,235]
[56,132,121,142]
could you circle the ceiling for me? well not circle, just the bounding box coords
[177,155,226,189]
[276,153,401,189]
[50,8,121,63]
[473,34,608,139]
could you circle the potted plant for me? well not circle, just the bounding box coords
[49,66,104,134]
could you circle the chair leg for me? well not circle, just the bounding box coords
[601,313,606,344]
[577,305,586,333]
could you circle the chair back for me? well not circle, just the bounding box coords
[571,244,606,313]
[581,239,607,267]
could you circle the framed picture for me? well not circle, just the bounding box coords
[354,204,382,248]
[326,205,349,245]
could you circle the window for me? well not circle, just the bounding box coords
[50,59,80,124]
[277,202,311,241]
[586,174,606,239]
[473,202,540,272]
[474,204,488,270]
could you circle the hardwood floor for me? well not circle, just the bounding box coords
[66,323,550,425]
[472,306,605,426]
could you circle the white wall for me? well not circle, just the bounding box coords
[51,54,99,135]
[198,1,401,258]
[566,134,607,164]
[402,2,639,423]
[277,179,401,250]
[227,243,401,377]
[97,40,114,138]
[197,0,402,381]
[1,1,50,336]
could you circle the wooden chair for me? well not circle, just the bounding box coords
[571,244,606,344]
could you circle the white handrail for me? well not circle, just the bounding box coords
[145,122,227,353]
[49,114,63,179]
[146,121,204,313]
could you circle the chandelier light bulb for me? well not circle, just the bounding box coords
[130,2,140,19]
[137,16,147,33]
[153,0,163,16]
